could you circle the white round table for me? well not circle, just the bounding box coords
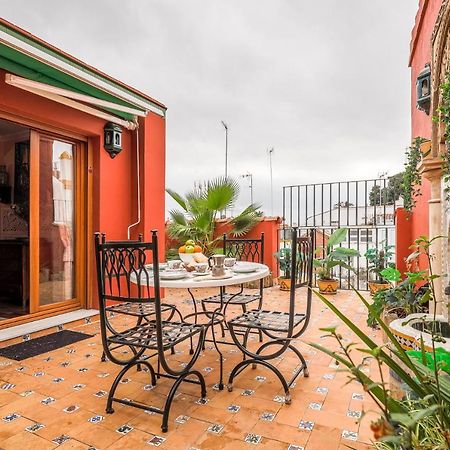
[131,262,270,289]
[130,261,270,391]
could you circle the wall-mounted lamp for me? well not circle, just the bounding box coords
[104,122,123,158]
[416,64,431,115]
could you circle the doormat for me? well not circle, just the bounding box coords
[0,330,93,361]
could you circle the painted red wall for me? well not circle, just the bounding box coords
[397,1,442,269]
[0,69,166,308]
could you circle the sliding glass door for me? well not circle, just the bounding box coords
[30,130,86,313]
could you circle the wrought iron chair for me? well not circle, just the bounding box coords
[97,233,182,364]
[226,228,314,404]
[201,233,265,314]
[94,231,206,433]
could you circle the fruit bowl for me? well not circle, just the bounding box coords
[179,253,202,264]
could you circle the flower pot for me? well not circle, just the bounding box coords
[278,277,291,291]
[317,279,338,295]
[368,281,390,296]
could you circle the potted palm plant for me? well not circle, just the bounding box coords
[274,247,292,291]
[364,241,394,295]
[313,228,360,294]
[166,177,261,256]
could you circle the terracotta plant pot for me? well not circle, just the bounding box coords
[368,281,390,296]
[278,277,291,291]
[317,278,338,295]
[243,273,274,289]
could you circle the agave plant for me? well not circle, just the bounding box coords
[166,177,261,256]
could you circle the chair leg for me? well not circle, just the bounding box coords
[227,358,292,404]
[161,369,206,433]
[258,329,263,343]
[106,359,156,414]
[288,344,309,377]
[209,312,224,390]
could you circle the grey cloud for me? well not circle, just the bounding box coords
[1,0,417,217]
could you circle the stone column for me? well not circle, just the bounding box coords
[420,156,444,315]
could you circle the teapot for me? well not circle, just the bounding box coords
[208,254,226,277]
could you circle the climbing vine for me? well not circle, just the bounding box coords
[402,137,425,212]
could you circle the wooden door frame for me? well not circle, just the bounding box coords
[0,117,90,329]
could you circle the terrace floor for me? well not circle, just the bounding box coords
[0,287,381,449]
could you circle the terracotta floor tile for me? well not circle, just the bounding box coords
[68,423,122,448]
[0,288,386,449]
[305,424,342,449]
[0,430,55,450]
[194,432,248,449]
[338,441,373,450]
[55,438,93,449]
[105,428,155,450]
[221,405,260,440]
[250,420,310,445]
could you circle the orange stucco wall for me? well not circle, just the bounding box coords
[397,1,442,270]
[0,69,166,308]
[214,217,282,276]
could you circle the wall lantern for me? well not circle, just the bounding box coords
[416,64,431,115]
[104,122,123,158]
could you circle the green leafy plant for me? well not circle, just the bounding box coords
[310,291,450,448]
[402,137,426,212]
[365,241,395,283]
[366,273,428,328]
[166,177,261,256]
[313,228,360,280]
[310,235,450,449]
[274,247,292,279]
[365,255,429,329]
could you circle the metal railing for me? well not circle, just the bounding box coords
[282,178,400,290]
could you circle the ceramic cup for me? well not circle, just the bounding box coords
[194,262,208,273]
[224,257,236,268]
[168,260,182,270]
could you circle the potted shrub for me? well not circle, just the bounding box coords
[364,241,394,295]
[274,247,292,291]
[313,228,360,295]
[366,266,429,342]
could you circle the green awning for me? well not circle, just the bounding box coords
[0,20,165,119]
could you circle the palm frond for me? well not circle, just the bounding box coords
[168,209,187,226]
[186,191,207,216]
[166,189,187,211]
[192,210,214,233]
[166,221,195,241]
[229,203,262,237]
[205,177,239,211]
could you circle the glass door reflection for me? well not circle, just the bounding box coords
[39,137,75,306]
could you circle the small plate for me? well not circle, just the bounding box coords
[192,271,209,276]
[145,263,168,271]
[159,271,187,280]
[233,265,258,274]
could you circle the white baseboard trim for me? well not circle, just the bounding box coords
[0,309,99,343]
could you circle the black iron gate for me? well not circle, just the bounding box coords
[282,178,400,290]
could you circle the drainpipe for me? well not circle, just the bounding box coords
[127,120,141,239]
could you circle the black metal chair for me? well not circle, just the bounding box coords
[94,230,206,433]
[97,234,182,364]
[226,228,314,404]
[201,233,265,314]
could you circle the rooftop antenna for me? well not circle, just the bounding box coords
[268,147,274,215]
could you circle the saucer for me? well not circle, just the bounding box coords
[192,271,209,276]
[159,271,187,280]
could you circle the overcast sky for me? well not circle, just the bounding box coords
[1,1,418,217]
